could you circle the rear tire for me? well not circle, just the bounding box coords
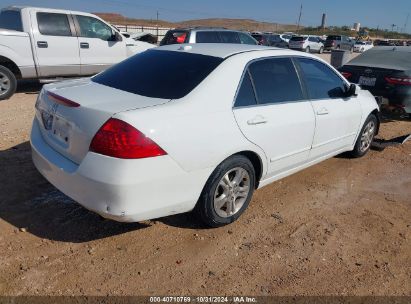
[318,46,324,54]
[195,155,256,227]
[0,65,17,101]
[350,114,378,158]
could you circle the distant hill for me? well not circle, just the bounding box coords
[94,13,298,32]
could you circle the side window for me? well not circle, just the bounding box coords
[37,12,72,36]
[234,71,257,107]
[296,58,347,99]
[219,31,240,43]
[196,31,220,43]
[308,37,315,42]
[0,10,23,32]
[249,58,304,104]
[239,33,257,45]
[76,15,114,41]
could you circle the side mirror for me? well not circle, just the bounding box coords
[345,83,357,97]
[110,31,122,42]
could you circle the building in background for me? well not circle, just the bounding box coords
[353,22,361,32]
[321,13,327,29]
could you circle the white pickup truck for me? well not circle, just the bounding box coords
[0,6,154,100]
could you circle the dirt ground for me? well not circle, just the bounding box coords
[0,53,410,296]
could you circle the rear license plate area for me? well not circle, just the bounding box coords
[358,76,377,87]
[52,116,71,144]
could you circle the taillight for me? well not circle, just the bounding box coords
[175,33,187,44]
[341,72,352,79]
[385,77,411,86]
[89,118,167,159]
[47,91,80,107]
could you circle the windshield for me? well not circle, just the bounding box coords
[93,50,224,99]
[290,36,305,41]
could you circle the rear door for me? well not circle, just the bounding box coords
[233,57,316,178]
[295,57,362,159]
[30,11,81,77]
[73,14,127,75]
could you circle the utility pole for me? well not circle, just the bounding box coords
[296,4,302,32]
[391,23,396,32]
[403,13,410,33]
[156,10,159,38]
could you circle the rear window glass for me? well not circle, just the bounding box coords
[327,35,341,41]
[290,36,305,41]
[0,10,23,32]
[219,31,240,43]
[196,31,220,43]
[92,50,224,99]
[346,47,411,70]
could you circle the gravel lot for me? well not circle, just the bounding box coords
[0,52,410,296]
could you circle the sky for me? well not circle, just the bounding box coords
[1,0,410,33]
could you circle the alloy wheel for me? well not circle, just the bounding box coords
[213,167,251,218]
[360,120,375,152]
[0,71,11,97]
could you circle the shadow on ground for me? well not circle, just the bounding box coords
[0,142,149,243]
[16,80,43,94]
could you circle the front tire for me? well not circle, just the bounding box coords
[350,114,378,158]
[305,46,310,53]
[318,46,324,54]
[0,65,17,101]
[195,155,256,227]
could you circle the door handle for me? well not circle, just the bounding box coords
[247,115,267,125]
[316,107,329,115]
[80,42,89,49]
[37,41,48,48]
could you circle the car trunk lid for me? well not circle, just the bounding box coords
[35,78,170,164]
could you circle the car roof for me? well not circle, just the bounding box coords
[2,5,97,16]
[346,46,411,70]
[155,43,281,58]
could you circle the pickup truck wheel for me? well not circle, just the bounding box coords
[0,65,17,100]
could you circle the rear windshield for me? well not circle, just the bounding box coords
[346,47,411,70]
[92,50,224,99]
[0,10,23,32]
[160,30,188,45]
[327,35,341,41]
[290,36,305,41]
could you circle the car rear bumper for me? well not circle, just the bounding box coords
[30,119,211,222]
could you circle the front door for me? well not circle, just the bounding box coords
[73,14,127,75]
[233,57,316,179]
[295,57,362,159]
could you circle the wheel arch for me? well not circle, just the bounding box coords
[0,56,22,79]
[233,150,264,189]
[371,109,380,135]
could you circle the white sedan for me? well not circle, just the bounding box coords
[354,41,374,53]
[31,44,380,227]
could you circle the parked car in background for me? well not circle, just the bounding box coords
[280,33,293,43]
[289,35,324,53]
[251,33,288,48]
[129,32,158,44]
[31,44,379,227]
[353,41,373,53]
[160,28,257,46]
[0,6,153,100]
[374,40,395,46]
[324,35,355,52]
[339,46,411,116]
